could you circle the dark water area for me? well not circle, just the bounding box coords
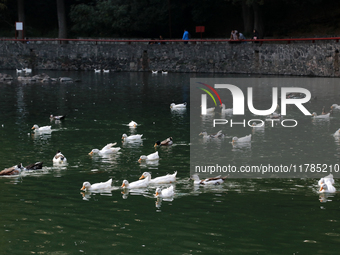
[0,71,339,254]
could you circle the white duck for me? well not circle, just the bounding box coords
[139,171,177,184]
[334,128,340,137]
[80,179,112,191]
[155,185,174,198]
[151,70,158,74]
[89,142,120,155]
[266,112,282,121]
[191,174,227,185]
[312,112,330,119]
[23,68,32,73]
[331,104,340,110]
[138,151,159,163]
[318,174,335,186]
[50,115,65,120]
[252,122,265,129]
[32,124,52,132]
[94,69,101,73]
[53,150,67,164]
[162,70,168,74]
[199,130,225,139]
[103,69,110,73]
[232,134,251,144]
[121,178,149,189]
[220,103,233,115]
[205,106,215,114]
[122,134,143,141]
[170,102,187,109]
[319,182,336,193]
[128,121,138,128]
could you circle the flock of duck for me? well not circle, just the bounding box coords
[93,69,169,74]
[2,99,337,198]
[1,101,221,200]
[200,103,340,146]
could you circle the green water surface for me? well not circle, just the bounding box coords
[0,71,339,255]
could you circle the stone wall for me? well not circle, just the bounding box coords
[0,41,339,76]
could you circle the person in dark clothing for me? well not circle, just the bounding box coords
[253,29,259,39]
[158,35,166,44]
[252,29,259,43]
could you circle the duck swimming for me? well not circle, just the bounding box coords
[139,171,177,184]
[24,162,43,170]
[220,104,233,115]
[53,150,67,164]
[80,179,112,191]
[122,134,143,141]
[154,137,173,147]
[89,142,121,155]
[50,115,65,120]
[138,151,159,163]
[199,130,225,139]
[319,182,336,193]
[170,102,187,109]
[232,134,251,144]
[0,164,24,176]
[191,174,227,185]
[155,186,174,198]
[128,121,138,128]
[121,178,149,189]
[32,124,52,132]
[312,112,330,119]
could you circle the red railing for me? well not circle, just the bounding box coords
[1,37,340,44]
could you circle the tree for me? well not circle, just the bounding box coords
[70,0,168,37]
[56,0,67,41]
[241,0,253,35]
[232,0,264,38]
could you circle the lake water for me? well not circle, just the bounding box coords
[0,71,339,255]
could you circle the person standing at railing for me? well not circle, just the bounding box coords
[230,30,238,40]
[182,29,189,44]
[158,35,166,44]
[237,32,246,43]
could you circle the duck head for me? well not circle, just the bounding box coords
[138,156,147,163]
[121,180,129,188]
[139,172,151,180]
[155,187,162,197]
[232,137,238,144]
[81,182,91,191]
[89,149,99,155]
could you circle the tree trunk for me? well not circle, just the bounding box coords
[17,0,24,40]
[56,0,67,43]
[252,2,264,38]
[242,0,253,36]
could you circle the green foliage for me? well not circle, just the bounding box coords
[70,0,168,37]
